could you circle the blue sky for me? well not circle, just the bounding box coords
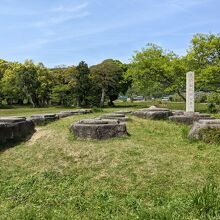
[0,0,219,67]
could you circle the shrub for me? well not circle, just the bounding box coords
[207,103,217,113]
[196,93,208,103]
[171,93,184,102]
[207,93,220,105]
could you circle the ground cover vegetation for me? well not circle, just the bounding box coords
[1,109,220,219]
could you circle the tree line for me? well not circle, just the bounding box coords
[0,33,219,108]
[0,59,130,107]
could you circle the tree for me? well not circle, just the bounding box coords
[1,62,26,105]
[18,60,40,107]
[0,59,9,104]
[75,61,90,106]
[187,33,220,92]
[127,44,188,101]
[36,63,53,106]
[90,59,123,107]
[50,65,77,106]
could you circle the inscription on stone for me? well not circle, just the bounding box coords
[186,71,195,113]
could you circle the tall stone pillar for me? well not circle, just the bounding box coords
[186,71,195,113]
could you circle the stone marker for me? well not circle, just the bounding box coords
[186,71,195,113]
[169,71,216,124]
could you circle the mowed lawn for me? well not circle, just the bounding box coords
[1,107,220,219]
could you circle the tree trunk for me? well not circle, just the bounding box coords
[100,88,105,107]
[177,89,186,102]
[29,96,35,108]
[76,97,80,107]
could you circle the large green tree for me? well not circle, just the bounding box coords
[0,59,9,104]
[75,61,90,106]
[36,63,53,106]
[187,33,220,92]
[90,59,124,107]
[127,44,188,100]
[50,65,77,106]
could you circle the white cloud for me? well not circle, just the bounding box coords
[33,2,90,28]
[50,2,89,13]
[34,12,90,27]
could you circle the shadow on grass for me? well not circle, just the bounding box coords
[0,140,24,152]
[0,132,36,153]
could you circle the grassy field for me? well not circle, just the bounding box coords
[0,106,77,117]
[1,104,220,219]
[115,100,219,113]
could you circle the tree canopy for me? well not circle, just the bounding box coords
[0,33,219,107]
[127,33,220,101]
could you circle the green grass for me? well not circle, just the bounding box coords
[0,106,80,117]
[1,106,220,219]
[115,100,219,112]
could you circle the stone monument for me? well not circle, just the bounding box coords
[186,71,195,113]
[169,71,214,124]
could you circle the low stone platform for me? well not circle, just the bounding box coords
[169,112,214,125]
[96,113,129,122]
[172,110,185,116]
[133,106,173,120]
[70,119,128,140]
[114,110,133,115]
[57,109,92,119]
[188,119,220,141]
[0,117,35,145]
[29,114,58,126]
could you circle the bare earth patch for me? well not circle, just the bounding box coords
[28,127,51,145]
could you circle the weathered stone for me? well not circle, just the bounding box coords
[132,106,172,120]
[97,113,129,122]
[29,114,58,126]
[132,110,147,118]
[188,119,220,141]
[78,119,119,124]
[172,110,185,116]
[169,112,214,125]
[57,111,75,119]
[114,110,133,115]
[0,117,26,123]
[0,119,35,145]
[78,109,93,114]
[57,109,92,118]
[146,106,170,112]
[70,119,128,140]
[145,111,172,120]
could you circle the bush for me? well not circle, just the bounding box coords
[171,93,184,102]
[196,93,208,103]
[207,93,220,105]
[207,103,217,113]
